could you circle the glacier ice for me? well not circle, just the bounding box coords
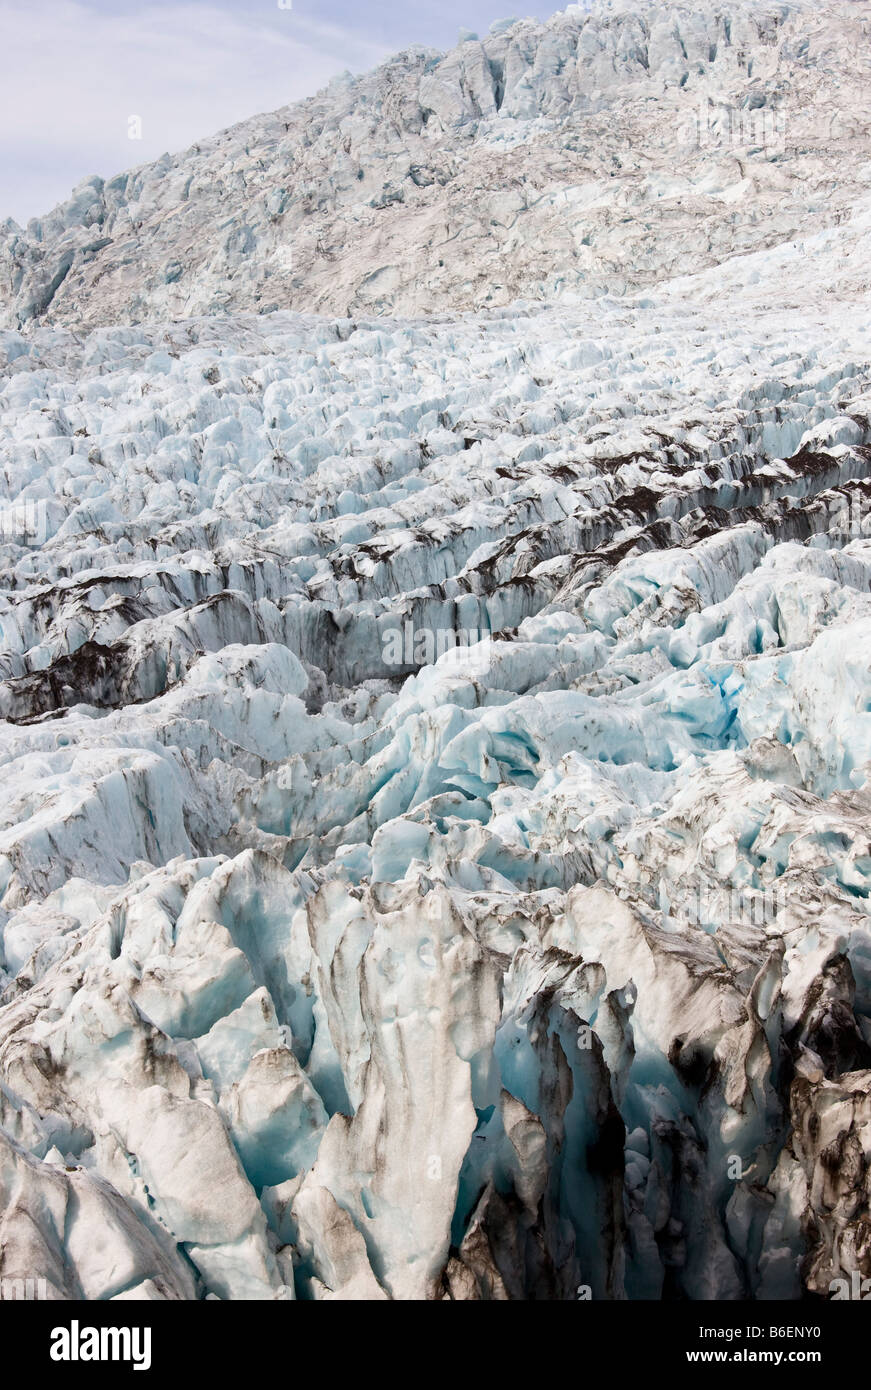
[1,0,871,1303]
[1,0,869,329]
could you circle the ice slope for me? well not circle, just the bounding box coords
[1,0,870,328]
[0,163,870,1298]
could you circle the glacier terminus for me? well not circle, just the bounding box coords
[0,0,871,1306]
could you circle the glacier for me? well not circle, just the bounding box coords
[0,0,871,1302]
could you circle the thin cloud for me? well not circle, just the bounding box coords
[0,0,566,225]
[0,0,390,224]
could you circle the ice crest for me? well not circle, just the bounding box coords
[1,0,871,1303]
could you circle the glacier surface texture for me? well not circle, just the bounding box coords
[1,0,871,1300]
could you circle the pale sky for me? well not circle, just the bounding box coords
[0,0,570,226]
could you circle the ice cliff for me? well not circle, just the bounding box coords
[1,0,871,1301]
[1,0,869,327]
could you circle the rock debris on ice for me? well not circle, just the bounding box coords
[1,0,871,1302]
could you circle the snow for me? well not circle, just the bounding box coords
[1,0,870,328]
[0,0,871,1303]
